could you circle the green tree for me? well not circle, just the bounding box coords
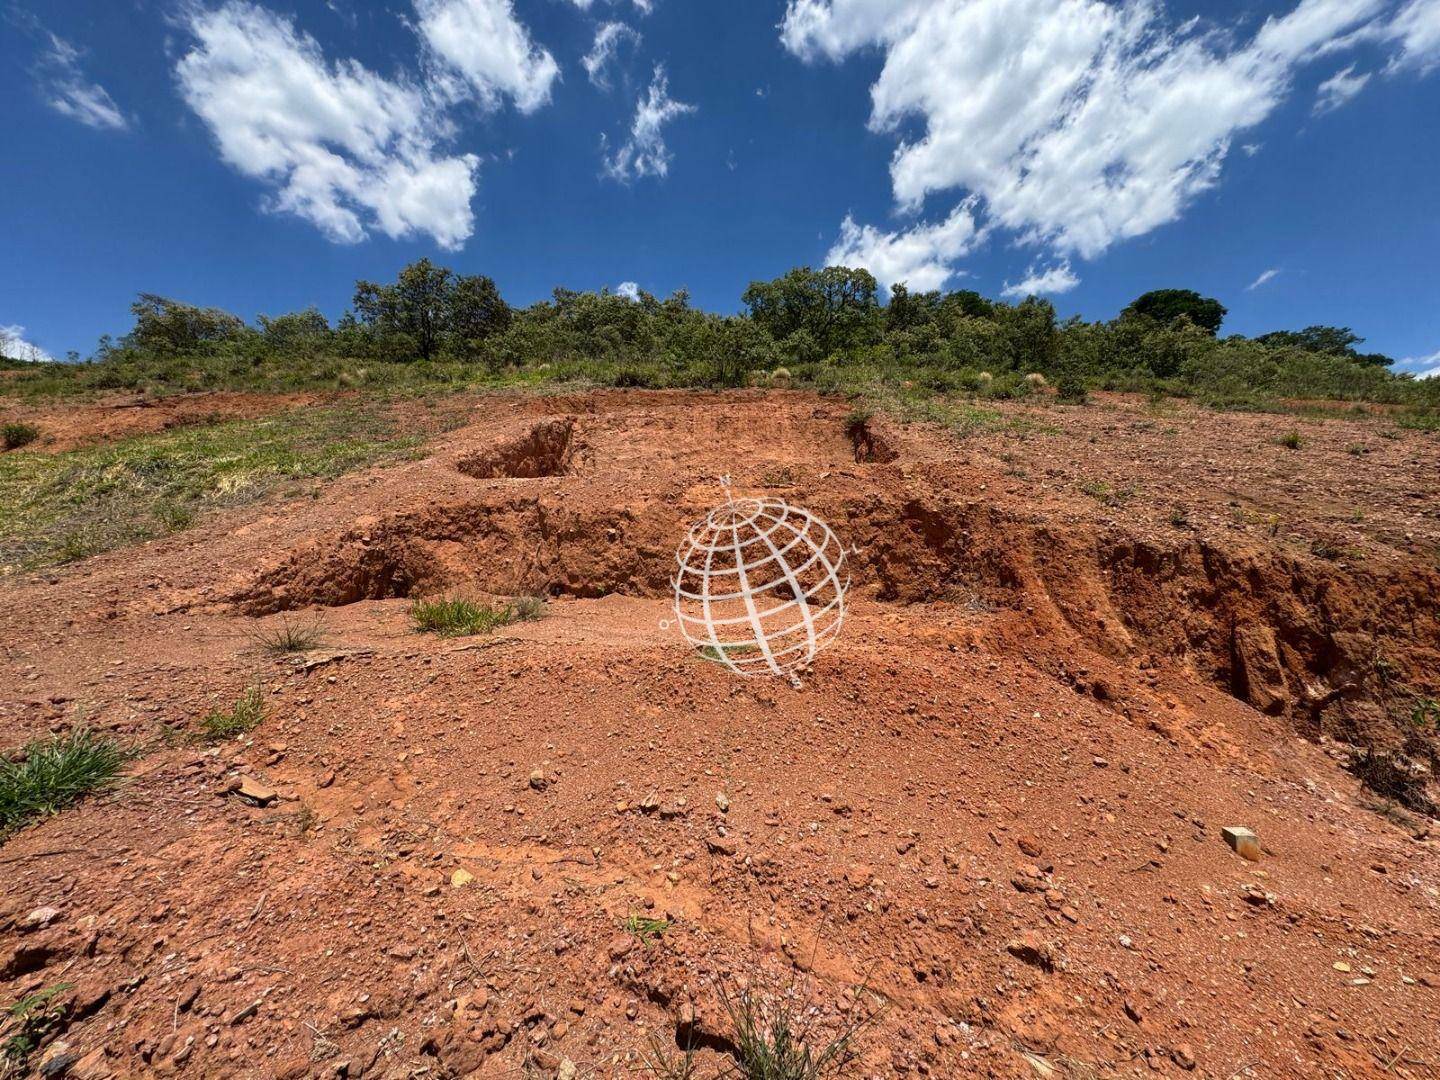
[257,307,331,350]
[1123,289,1227,335]
[352,260,510,360]
[448,274,512,349]
[1256,326,1392,366]
[126,294,248,354]
[742,266,881,355]
[353,259,452,361]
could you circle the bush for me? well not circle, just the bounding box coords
[2,422,39,450]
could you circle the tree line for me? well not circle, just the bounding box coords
[9,259,1433,408]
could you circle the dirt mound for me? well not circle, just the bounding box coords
[1,389,1438,1079]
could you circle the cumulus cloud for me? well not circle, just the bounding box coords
[583,22,640,89]
[825,199,983,292]
[1247,268,1282,290]
[1314,63,1372,111]
[601,65,695,182]
[782,0,1393,264]
[568,0,654,12]
[415,0,559,113]
[35,32,128,131]
[1400,348,1440,378]
[615,280,641,300]
[0,325,54,363]
[177,1,479,249]
[1000,262,1079,299]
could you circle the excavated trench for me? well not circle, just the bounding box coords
[234,482,1439,777]
[454,418,580,479]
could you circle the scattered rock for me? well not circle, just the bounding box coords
[1233,625,1291,714]
[1222,826,1261,861]
[1006,932,1057,971]
[846,863,874,888]
[451,868,475,888]
[1016,834,1043,858]
[233,775,277,806]
[715,792,730,813]
[529,769,548,791]
[20,905,63,932]
[705,835,737,857]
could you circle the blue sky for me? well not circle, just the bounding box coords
[3,0,1438,375]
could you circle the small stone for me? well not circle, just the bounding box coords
[317,769,336,789]
[846,864,874,888]
[529,769,548,791]
[234,775,277,806]
[1222,826,1261,862]
[1016,834,1043,858]
[38,1041,80,1078]
[451,868,475,888]
[1171,1044,1196,1071]
[608,936,633,960]
[20,906,63,932]
[1124,999,1143,1023]
[1005,932,1056,972]
[1333,961,1351,972]
[705,836,737,857]
[715,792,730,813]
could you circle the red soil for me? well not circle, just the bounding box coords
[1,389,1438,1079]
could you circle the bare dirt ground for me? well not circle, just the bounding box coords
[2,389,1439,1079]
[1,392,328,452]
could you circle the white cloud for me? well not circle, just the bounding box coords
[567,0,654,12]
[1247,267,1282,290]
[36,33,128,131]
[1000,261,1079,299]
[177,1,480,250]
[0,325,54,363]
[1384,0,1440,72]
[615,280,641,300]
[782,0,1390,262]
[825,199,983,292]
[583,22,640,89]
[601,65,696,182]
[1400,348,1440,378]
[415,0,560,114]
[1314,63,1372,111]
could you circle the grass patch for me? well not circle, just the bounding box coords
[2,422,39,450]
[251,612,327,654]
[0,730,127,841]
[511,594,548,622]
[624,914,671,944]
[0,399,455,573]
[1277,430,1304,450]
[2,983,72,1074]
[199,685,266,741]
[720,981,880,1080]
[410,596,528,637]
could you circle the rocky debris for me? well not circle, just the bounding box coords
[1016,833,1043,858]
[1006,932,1058,972]
[529,768,549,791]
[715,791,730,813]
[1233,626,1291,714]
[451,868,475,888]
[229,774,277,806]
[19,905,63,932]
[1223,826,1261,861]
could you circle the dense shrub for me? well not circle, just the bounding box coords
[4,261,1435,413]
